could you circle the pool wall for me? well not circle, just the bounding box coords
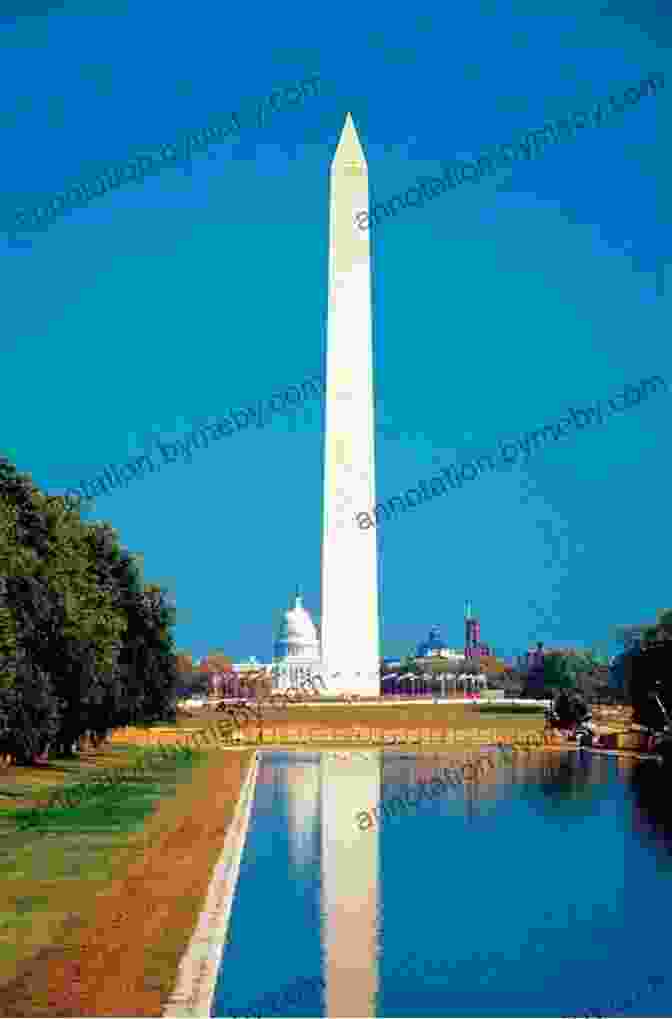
[163,751,259,1018]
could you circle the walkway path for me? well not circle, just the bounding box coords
[0,750,254,1018]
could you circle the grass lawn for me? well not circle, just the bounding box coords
[0,742,253,1017]
[475,703,547,714]
[169,702,549,745]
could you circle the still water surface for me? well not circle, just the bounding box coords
[212,748,672,1017]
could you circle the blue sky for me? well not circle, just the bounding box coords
[1,0,669,665]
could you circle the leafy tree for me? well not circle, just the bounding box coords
[0,655,61,764]
[43,508,126,755]
[642,608,672,649]
[78,522,143,742]
[631,644,672,731]
[609,644,639,703]
[553,688,590,727]
[574,661,611,703]
[400,654,421,675]
[609,611,672,727]
[122,583,178,723]
[542,652,576,692]
[0,477,88,759]
[0,456,180,761]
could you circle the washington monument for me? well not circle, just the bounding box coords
[320,113,380,696]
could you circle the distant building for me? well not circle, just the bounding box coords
[414,626,472,686]
[464,602,492,661]
[272,588,323,691]
[517,642,545,672]
[380,622,488,696]
[415,625,465,664]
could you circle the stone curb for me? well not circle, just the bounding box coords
[162,752,259,1017]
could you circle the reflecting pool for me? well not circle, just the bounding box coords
[211,748,672,1017]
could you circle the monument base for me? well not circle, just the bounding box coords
[319,669,380,699]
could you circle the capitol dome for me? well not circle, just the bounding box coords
[274,588,321,660]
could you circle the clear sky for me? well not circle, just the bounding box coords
[1,0,669,665]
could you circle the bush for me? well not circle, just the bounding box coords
[553,690,590,727]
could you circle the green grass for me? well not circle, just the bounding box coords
[1,746,198,836]
[0,743,207,984]
[476,703,547,714]
[169,702,549,728]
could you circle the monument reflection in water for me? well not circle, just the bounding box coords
[212,750,382,1017]
[319,752,380,1016]
[213,749,672,1018]
[216,749,497,1018]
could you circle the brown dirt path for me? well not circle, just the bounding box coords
[0,749,254,1018]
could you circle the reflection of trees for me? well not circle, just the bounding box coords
[627,759,672,855]
[517,752,609,820]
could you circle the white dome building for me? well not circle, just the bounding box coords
[272,588,324,692]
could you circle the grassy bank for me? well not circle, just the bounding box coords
[475,703,547,714]
[165,703,549,748]
[0,742,253,1016]
[0,743,201,988]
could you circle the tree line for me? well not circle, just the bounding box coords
[0,457,179,765]
[613,609,672,728]
[507,622,672,725]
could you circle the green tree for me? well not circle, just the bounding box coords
[630,610,672,728]
[539,650,605,697]
[400,654,421,675]
[541,652,575,693]
[642,608,672,649]
[39,500,127,755]
[0,456,180,761]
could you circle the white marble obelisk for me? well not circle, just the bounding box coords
[321,113,379,697]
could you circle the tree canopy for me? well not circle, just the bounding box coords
[0,457,179,763]
[631,608,672,728]
[642,608,672,649]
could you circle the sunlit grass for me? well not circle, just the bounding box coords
[0,744,207,987]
